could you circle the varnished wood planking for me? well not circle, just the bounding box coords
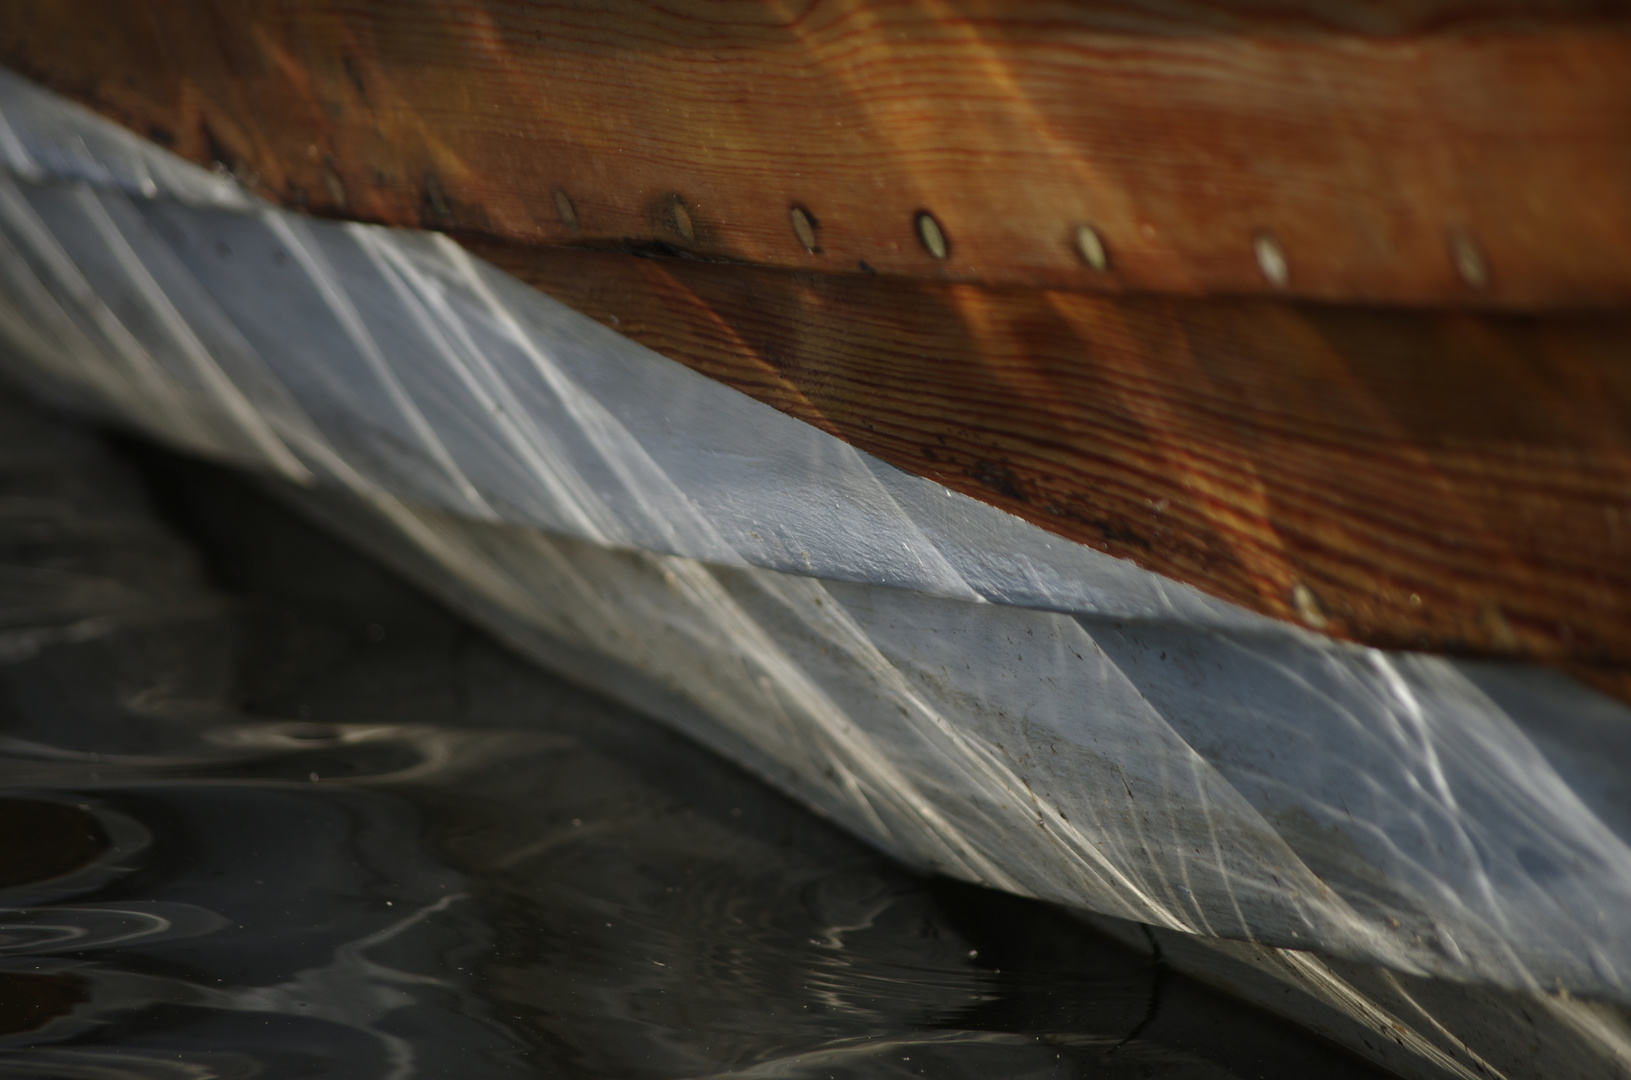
[467,238,1631,669]
[6,0,1631,307]
[10,0,1631,677]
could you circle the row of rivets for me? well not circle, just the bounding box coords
[913,215,1492,290]
[909,214,1488,291]
[1256,229,1488,290]
[553,189,1489,290]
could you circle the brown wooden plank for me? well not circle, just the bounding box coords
[6,0,1631,308]
[467,238,1631,671]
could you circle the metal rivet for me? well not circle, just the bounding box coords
[916,212,948,260]
[1449,230,1488,289]
[321,166,347,209]
[554,189,578,231]
[671,199,695,242]
[1481,602,1517,649]
[423,173,452,221]
[790,206,818,252]
[1291,583,1327,628]
[1075,224,1108,271]
[1254,233,1288,287]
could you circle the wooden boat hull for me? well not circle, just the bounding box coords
[3,23,1631,1076]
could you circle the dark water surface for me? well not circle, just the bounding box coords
[0,393,1388,1078]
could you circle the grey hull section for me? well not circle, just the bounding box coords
[1,63,1630,1035]
[268,484,1631,1080]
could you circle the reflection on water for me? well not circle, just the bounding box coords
[0,801,107,889]
[0,392,1386,1078]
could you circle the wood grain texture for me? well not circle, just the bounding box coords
[468,238,1631,671]
[6,0,1631,307]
